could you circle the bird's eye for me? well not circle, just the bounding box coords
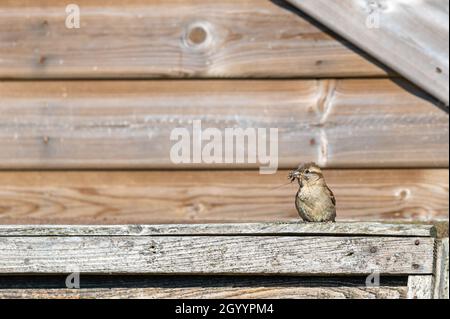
[305,169,310,174]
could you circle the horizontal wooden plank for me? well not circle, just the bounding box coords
[0,222,435,237]
[0,0,388,79]
[0,236,434,275]
[0,276,408,299]
[0,287,407,299]
[0,79,447,169]
[0,169,447,224]
[288,0,449,105]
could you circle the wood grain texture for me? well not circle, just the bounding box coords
[407,275,434,299]
[0,286,407,299]
[0,236,434,275]
[0,79,447,169]
[288,0,449,105]
[0,222,434,237]
[0,169,447,224]
[0,0,388,79]
[433,238,449,299]
[0,275,408,299]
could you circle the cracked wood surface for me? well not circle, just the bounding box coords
[407,275,434,299]
[0,222,435,237]
[433,238,449,299]
[0,169,447,224]
[0,0,388,79]
[0,235,434,275]
[0,79,447,169]
[287,0,449,105]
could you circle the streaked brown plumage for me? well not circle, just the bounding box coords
[288,163,336,222]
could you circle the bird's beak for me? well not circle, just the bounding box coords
[288,170,301,182]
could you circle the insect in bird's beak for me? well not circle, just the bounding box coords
[288,170,301,183]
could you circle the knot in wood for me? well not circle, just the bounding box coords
[39,56,47,65]
[188,27,208,45]
[184,23,211,49]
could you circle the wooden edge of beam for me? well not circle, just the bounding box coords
[433,238,449,299]
[0,222,436,237]
[407,275,434,299]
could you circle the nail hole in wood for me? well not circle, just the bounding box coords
[399,190,409,200]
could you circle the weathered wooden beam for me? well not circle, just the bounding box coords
[0,79,447,169]
[433,238,449,299]
[0,0,388,79]
[0,235,434,275]
[0,169,447,224]
[0,222,435,237]
[407,275,434,299]
[0,276,408,299]
[287,0,449,105]
[0,286,407,299]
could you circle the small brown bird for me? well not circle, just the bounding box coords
[288,163,336,222]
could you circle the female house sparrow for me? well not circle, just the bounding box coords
[288,163,336,222]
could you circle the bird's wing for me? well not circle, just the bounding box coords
[295,190,301,212]
[326,185,336,206]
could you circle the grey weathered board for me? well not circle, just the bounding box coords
[0,276,408,299]
[0,286,408,299]
[434,238,449,299]
[0,223,435,275]
[407,275,434,299]
[287,0,449,106]
[0,222,435,237]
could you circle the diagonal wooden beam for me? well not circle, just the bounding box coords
[287,0,449,106]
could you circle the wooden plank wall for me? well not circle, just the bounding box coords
[0,170,447,224]
[0,0,448,225]
[0,0,387,78]
[0,79,447,169]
